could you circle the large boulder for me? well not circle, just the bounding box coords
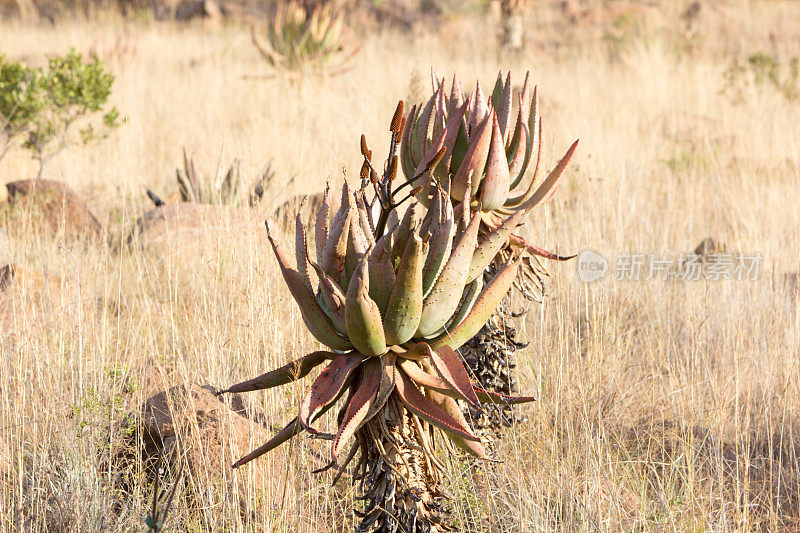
[115,384,273,517]
[1,180,102,240]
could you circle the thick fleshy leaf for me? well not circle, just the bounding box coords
[430,255,520,350]
[415,208,482,338]
[355,193,375,245]
[345,258,388,357]
[314,184,331,263]
[468,80,489,135]
[511,139,579,211]
[320,201,352,281]
[383,231,425,345]
[508,233,576,260]
[400,104,419,178]
[218,351,333,395]
[507,103,532,191]
[467,209,528,283]
[363,354,397,423]
[394,366,480,441]
[474,386,536,404]
[452,112,492,201]
[332,359,382,461]
[427,390,486,459]
[367,233,395,313]
[411,90,438,165]
[446,73,464,117]
[497,72,512,143]
[295,212,315,290]
[397,356,477,408]
[232,417,302,468]
[344,214,369,287]
[479,113,511,211]
[266,223,352,351]
[299,354,365,431]
[437,102,469,183]
[391,203,418,269]
[421,208,455,298]
[430,345,480,408]
[440,276,482,334]
[308,258,348,333]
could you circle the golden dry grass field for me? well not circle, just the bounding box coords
[1,1,800,530]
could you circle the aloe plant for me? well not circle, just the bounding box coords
[250,1,358,77]
[401,70,578,430]
[218,103,535,530]
[146,148,275,209]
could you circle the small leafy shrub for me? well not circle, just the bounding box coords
[722,52,799,103]
[0,49,120,178]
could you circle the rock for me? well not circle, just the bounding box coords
[116,384,271,513]
[1,180,102,240]
[132,202,263,260]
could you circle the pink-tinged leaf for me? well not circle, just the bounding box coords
[411,90,439,165]
[452,112,492,201]
[232,417,302,468]
[400,103,419,179]
[355,193,375,245]
[468,79,489,134]
[430,345,480,408]
[345,257,388,357]
[398,357,448,390]
[480,113,511,211]
[430,255,520,351]
[299,354,365,432]
[394,366,480,442]
[508,234,576,261]
[266,223,352,351]
[367,234,395,313]
[344,213,369,287]
[320,188,353,280]
[474,386,537,404]
[308,258,348,333]
[438,102,468,182]
[395,343,431,361]
[364,354,397,422]
[332,359,382,461]
[295,211,315,291]
[218,351,333,394]
[447,73,464,116]
[497,72,512,143]
[314,183,331,263]
[519,71,532,122]
[430,66,440,93]
[507,136,576,211]
[427,390,486,459]
[507,102,531,192]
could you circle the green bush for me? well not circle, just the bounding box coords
[0,49,120,178]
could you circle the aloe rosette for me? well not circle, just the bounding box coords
[219,178,535,468]
[401,70,579,261]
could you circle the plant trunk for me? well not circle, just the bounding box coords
[352,395,450,532]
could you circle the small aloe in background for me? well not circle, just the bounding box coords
[250,1,359,78]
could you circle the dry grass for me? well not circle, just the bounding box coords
[1,1,799,530]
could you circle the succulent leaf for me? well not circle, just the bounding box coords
[332,359,382,461]
[345,257,388,357]
[383,231,425,345]
[299,354,365,431]
[217,351,333,395]
[266,223,352,351]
